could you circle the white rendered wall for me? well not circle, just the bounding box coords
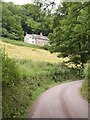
[24,36,36,44]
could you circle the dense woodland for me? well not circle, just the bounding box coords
[2,1,90,66]
[2,0,53,39]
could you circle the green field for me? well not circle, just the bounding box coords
[1,38,69,64]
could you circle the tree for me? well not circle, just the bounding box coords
[49,2,90,67]
[2,1,56,40]
[2,2,24,40]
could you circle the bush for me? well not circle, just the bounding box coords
[43,44,51,50]
[2,51,20,87]
[81,62,90,102]
[2,51,31,118]
[2,51,22,117]
[2,52,84,118]
[18,59,83,83]
[2,54,56,118]
[2,28,9,37]
[42,62,83,83]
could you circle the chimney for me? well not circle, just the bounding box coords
[40,32,43,36]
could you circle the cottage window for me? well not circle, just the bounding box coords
[32,41,34,44]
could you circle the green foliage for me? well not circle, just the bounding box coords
[2,51,83,118]
[2,1,52,40]
[18,60,79,81]
[42,44,51,50]
[2,28,9,37]
[0,48,2,117]
[26,18,41,32]
[49,2,90,66]
[2,51,22,117]
[2,50,20,86]
[81,62,90,102]
[2,37,84,118]
[2,2,24,40]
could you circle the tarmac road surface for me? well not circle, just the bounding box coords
[28,80,88,118]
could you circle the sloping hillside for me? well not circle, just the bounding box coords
[2,38,82,118]
[1,40,68,63]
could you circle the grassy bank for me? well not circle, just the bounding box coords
[2,52,55,118]
[81,62,90,102]
[2,38,84,118]
[2,54,83,118]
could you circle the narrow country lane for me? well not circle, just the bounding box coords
[28,80,88,118]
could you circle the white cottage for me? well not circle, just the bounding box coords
[24,34,36,44]
[24,33,49,46]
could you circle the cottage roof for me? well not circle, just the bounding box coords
[26,34,49,41]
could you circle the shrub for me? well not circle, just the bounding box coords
[2,28,9,37]
[43,44,51,50]
[47,63,83,83]
[2,54,57,118]
[81,62,90,102]
[2,51,31,118]
[2,52,84,118]
[2,51,20,87]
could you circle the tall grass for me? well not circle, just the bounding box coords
[81,62,90,102]
[17,59,83,83]
[2,51,23,118]
[2,52,83,118]
[2,40,62,63]
[2,52,56,118]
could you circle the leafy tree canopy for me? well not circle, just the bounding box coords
[49,2,90,67]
